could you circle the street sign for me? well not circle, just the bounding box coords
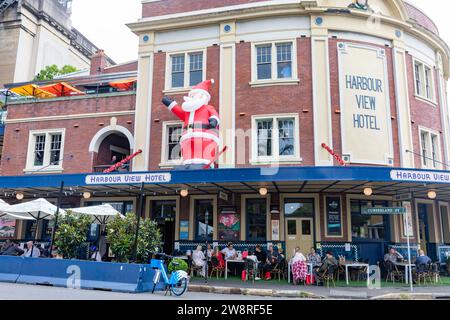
[362,207,406,215]
[393,193,413,202]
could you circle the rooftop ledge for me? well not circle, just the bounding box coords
[6,91,136,106]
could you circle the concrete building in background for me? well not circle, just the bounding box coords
[0,0,114,86]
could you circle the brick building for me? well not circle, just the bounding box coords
[1,0,450,264]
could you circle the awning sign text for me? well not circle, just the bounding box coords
[85,173,172,185]
[391,170,450,183]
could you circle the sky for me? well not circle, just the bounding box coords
[71,0,450,64]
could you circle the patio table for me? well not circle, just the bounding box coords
[225,259,245,280]
[287,261,314,284]
[395,262,415,284]
[340,261,370,286]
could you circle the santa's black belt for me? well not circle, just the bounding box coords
[185,124,217,131]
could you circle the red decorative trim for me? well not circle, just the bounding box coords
[103,149,143,173]
[321,143,346,166]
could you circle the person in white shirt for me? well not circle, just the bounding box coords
[221,242,237,260]
[22,241,41,258]
[192,245,207,277]
[90,246,102,262]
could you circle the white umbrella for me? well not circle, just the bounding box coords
[0,199,34,220]
[69,204,124,224]
[5,198,65,221]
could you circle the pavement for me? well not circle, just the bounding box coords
[188,277,450,300]
[1,279,450,300]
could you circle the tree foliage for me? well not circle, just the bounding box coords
[107,213,161,263]
[34,65,78,81]
[54,211,91,259]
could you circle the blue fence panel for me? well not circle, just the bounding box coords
[0,256,23,283]
[15,258,165,293]
[177,241,286,254]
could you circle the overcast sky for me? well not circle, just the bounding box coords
[71,0,450,64]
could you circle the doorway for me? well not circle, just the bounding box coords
[417,203,432,255]
[286,218,314,257]
[151,200,177,254]
[284,198,315,257]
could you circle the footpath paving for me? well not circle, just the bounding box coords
[188,278,450,300]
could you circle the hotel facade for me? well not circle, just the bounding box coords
[1,0,450,264]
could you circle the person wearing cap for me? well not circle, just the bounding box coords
[90,245,102,262]
[314,251,338,286]
[162,79,220,168]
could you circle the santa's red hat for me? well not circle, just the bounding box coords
[190,79,214,100]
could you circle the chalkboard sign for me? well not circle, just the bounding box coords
[326,196,342,236]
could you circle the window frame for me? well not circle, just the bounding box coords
[251,113,301,164]
[165,49,207,92]
[419,126,442,170]
[25,128,65,172]
[246,197,268,242]
[160,120,184,167]
[250,40,299,86]
[413,58,436,104]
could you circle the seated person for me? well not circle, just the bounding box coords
[314,251,338,285]
[291,247,308,284]
[307,247,322,267]
[384,248,404,264]
[221,242,237,260]
[211,246,225,268]
[1,241,24,256]
[22,241,41,258]
[0,240,12,254]
[415,249,431,266]
[244,250,260,280]
[192,245,207,277]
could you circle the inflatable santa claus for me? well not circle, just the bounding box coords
[162,79,220,168]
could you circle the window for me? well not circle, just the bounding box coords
[167,50,205,90]
[252,41,297,83]
[252,114,300,163]
[419,128,442,169]
[195,199,214,241]
[351,200,390,241]
[246,198,267,241]
[284,199,314,218]
[440,206,450,244]
[161,122,183,166]
[414,60,435,102]
[26,129,65,171]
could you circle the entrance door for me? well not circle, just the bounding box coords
[286,218,314,258]
[152,200,177,254]
[418,203,431,255]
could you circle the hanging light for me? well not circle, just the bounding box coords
[83,192,92,199]
[363,187,373,196]
[180,189,189,197]
[16,192,24,200]
[427,190,437,199]
[259,187,268,196]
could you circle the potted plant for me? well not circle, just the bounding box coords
[107,213,161,263]
[168,258,188,273]
[54,211,91,259]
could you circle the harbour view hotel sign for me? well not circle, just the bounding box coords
[338,42,393,166]
[86,173,172,185]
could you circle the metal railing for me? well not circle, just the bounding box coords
[93,164,130,173]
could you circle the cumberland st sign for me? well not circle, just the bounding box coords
[85,173,172,185]
[391,170,450,183]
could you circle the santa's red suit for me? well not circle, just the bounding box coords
[162,79,220,166]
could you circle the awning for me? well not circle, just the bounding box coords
[5,198,65,221]
[39,82,85,97]
[9,84,56,99]
[109,78,137,91]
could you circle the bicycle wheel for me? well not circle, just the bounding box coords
[171,277,188,296]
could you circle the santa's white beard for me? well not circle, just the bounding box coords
[182,95,209,112]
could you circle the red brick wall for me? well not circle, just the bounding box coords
[406,54,444,168]
[103,61,138,74]
[1,94,135,175]
[142,0,266,18]
[235,38,314,167]
[148,46,220,170]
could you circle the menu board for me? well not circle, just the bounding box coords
[326,196,342,236]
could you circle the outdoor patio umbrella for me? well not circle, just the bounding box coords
[4,198,65,256]
[70,204,124,259]
[9,84,56,99]
[39,82,85,97]
[0,199,32,219]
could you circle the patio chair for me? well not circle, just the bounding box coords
[415,263,432,286]
[210,256,224,279]
[244,258,258,283]
[356,259,369,282]
[270,260,286,281]
[430,262,442,285]
[337,262,346,281]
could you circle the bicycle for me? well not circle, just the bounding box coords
[150,252,189,296]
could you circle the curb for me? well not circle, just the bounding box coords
[188,285,325,299]
[370,293,434,300]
